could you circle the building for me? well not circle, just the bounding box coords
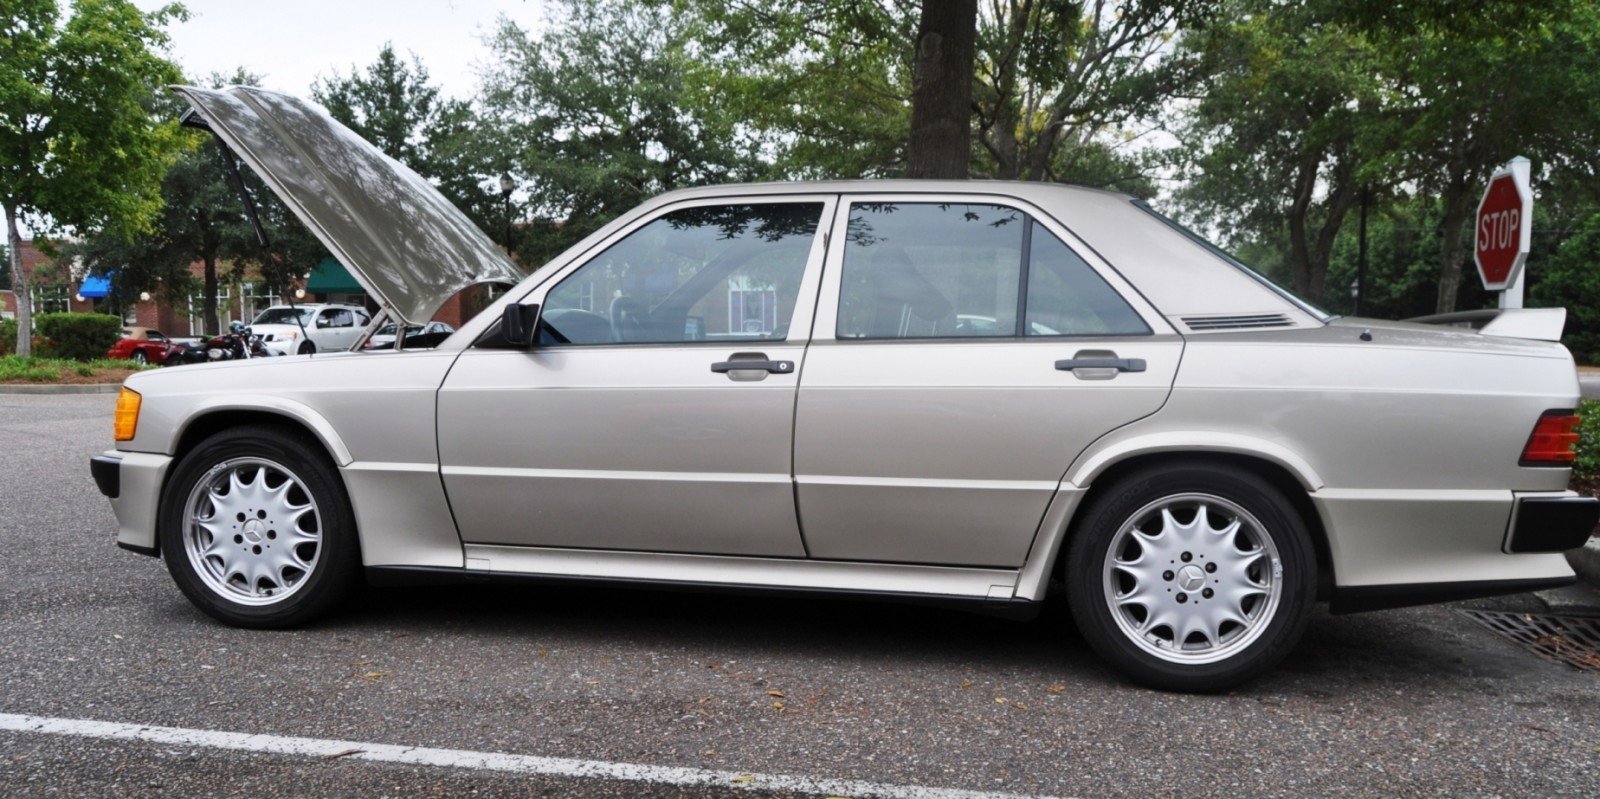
[4,240,496,338]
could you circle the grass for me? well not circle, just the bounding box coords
[0,355,156,384]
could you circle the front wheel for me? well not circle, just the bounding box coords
[158,426,359,628]
[1066,462,1316,692]
[132,350,148,365]
[298,341,316,355]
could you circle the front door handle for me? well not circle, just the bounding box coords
[711,353,794,379]
[1054,357,1145,372]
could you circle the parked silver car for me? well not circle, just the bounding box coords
[92,86,1598,690]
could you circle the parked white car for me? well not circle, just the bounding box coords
[365,321,455,350]
[250,304,371,355]
[91,86,1599,691]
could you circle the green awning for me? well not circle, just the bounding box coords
[305,257,363,294]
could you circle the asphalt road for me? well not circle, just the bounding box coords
[2,393,1599,799]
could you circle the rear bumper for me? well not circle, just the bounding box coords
[1504,495,1599,553]
[91,450,172,556]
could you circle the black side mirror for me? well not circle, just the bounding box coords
[501,303,541,348]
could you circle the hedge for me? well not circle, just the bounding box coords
[0,317,14,353]
[34,312,123,362]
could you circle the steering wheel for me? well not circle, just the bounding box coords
[608,296,646,343]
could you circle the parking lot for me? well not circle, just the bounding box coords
[2,392,1599,798]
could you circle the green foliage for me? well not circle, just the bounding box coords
[0,317,15,352]
[482,0,768,264]
[312,44,501,238]
[0,0,186,355]
[0,354,151,382]
[1575,399,1600,479]
[1531,212,1600,363]
[33,312,123,362]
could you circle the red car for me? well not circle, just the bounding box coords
[107,327,176,365]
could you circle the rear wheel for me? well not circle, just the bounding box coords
[158,426,358,628]
[132,350,148,365]
[1066,461,1316,692]
[298,341,316,355]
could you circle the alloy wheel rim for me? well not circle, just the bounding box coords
[181,457,322,606]
[1102,493,1283,665]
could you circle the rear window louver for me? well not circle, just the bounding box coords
[1181,313,1294,331]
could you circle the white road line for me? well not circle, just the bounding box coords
[0,712,1070,799]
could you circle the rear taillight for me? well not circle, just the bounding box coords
[1520,410,1581,466]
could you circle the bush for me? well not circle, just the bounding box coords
[1575,399,1600,479]
[0,317,14,353]
[33,312,123,362]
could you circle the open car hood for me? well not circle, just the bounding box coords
[172,85,524,324]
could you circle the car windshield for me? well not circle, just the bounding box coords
[252,307,315,325]
[1130,200,1333,321]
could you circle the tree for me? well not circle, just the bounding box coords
[686,1,1207,189]
[1380,0,1600,312]
[481,0,766,263]
[0,0,184,356]
[1174,1,1390,305]
[906,0,976,178]
[973,1,1211,184]
[314,45,505,250]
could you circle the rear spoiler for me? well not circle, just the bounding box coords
[1404,308,1567,342]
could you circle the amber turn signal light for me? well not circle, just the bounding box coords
[114,387,141,442]
[1520,410,1580,466]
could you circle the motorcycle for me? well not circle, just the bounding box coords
[164,322,278,366]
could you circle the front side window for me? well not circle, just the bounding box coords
[320,309,353,328]
[837,201,1146,339]
[543,203,823,345]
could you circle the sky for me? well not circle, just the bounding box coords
[132,0,550,98]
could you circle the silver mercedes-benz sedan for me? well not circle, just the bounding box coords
[92,86,1598,691]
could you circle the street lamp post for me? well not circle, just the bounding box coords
[499,173,515,260]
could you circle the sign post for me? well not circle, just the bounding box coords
[1474,156,1533,309]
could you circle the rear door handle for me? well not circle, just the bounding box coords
[1054,357,1145,372]
[711,359,794,374]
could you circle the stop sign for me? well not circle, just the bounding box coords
[1475,171,1529,291]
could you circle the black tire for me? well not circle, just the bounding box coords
[298,341,316,355]
[1065,460,1316,692]
[158,425,359,628]
[132,350,148,365]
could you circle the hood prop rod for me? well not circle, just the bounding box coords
[180,108,314,355]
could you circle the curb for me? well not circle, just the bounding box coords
[0,383,121,395]
[1568,538,1600,586]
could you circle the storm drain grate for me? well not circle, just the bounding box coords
[1458,609,1600,673]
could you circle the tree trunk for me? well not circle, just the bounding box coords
[1284,154,1320,299]
[1308,162,1360,304]
[1434,171,1475,314]
[5,203,31,358]
[203,255,219,336]
[906,0,977,179]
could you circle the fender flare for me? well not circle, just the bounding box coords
[172,396,354,466]
[1064,431,1325,491]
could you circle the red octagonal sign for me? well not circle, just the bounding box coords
[1475,172,1528,290]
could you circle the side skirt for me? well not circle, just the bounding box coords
[365,544,1040,620]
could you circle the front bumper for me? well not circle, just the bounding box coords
[91,450,173,556]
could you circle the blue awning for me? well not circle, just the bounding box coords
[79,275,111,299]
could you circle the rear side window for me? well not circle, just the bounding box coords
[1025,228,1149,336]
[836,201,1146,339]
